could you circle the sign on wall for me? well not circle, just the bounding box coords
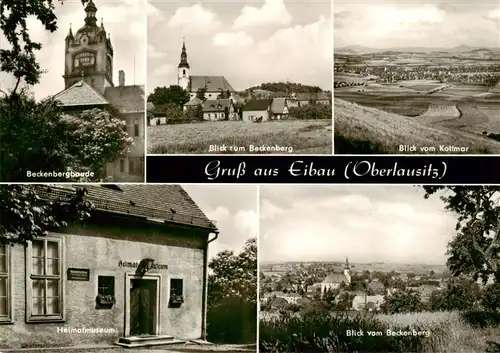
[118,261,168,270]
[67,268,90,281]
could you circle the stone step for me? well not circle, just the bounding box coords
[116,335,185,348]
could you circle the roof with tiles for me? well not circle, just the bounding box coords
[52,80,109,107]
[271,97,287,114]
[35,184,217,231]
[202,99,231,113]
[242,99,273,111]
[104,85,145,114]
[189,75,235,93]
[322,273,348,284]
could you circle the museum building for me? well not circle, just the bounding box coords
[0,184,218,349]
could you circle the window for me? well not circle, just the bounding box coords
[182,69,186,75]
[169,278,184,307]
[119,159,125,173]
[0,245,12,322]
[26,237,64,322]
[134,119,139,137]
[128,160,134,175]
[98,276,115,296]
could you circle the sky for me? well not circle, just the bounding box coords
[260,185,458,265]
[334,0,500,48]
[0,0,147,101]
[147,0,332,93]
[183,185,258,259]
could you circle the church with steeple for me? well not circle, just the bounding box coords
[320,257,352,295]
[176,39,237,102]
[51,0,145,182]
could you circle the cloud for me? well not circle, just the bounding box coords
[151,63,174,77]
[207,206,231,222]
[486,8,500,21]
[260,199,285,220]
[234,209,258,238]
[233,0,292,29]
[212,31,254,47]
[167,4,221,34]
[148,44,166,59]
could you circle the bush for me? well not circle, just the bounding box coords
[260,309,432,353]
[462,310,500,329]
[289,104,332,120]
[207,297,256,344]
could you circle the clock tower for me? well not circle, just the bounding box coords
[177,39,190,91]
[63,0,114,94]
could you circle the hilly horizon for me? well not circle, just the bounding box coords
[335,44,500,55]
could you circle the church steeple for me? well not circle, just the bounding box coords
[343,256,351,284]
[178,38,190,69]
[344,256,350,270]
[84,0,98,27]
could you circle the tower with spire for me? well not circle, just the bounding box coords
[344,256,351,284]
[177,38,190,90]
[63,0,114,94]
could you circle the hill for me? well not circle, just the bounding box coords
[335,45,500,54]
[245,82,323,94]
[334,98,500,154]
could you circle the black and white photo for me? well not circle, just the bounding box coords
[0,0,146,182]
[0,184,257,352]
[259,185,500,353]
[147,0,333,155]
[333,0,500,154]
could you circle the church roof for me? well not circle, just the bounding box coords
[52,80,109,107]
[270,98,287,114]
[322,273,348,284]
[202,99,231,113]
[104,85,145,114]
[189,75,235,93]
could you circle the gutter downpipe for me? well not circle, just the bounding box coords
[201,231,219,341]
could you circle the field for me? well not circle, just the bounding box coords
[334,98,500,154]
[147,120,332,154]
[417,104,461,124]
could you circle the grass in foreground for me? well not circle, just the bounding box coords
[260,310,500,353]
[148,120,332,154]
[334,98,500,154]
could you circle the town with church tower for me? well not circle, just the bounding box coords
[147,38,332,154]
[51,0,145,181]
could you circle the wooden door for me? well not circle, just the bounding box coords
[130,279,156,336]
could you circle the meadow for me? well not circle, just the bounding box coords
[148,120,332,154]
[333,98,500,154]
[260,310,500,353]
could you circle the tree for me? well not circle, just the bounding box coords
[207,238,257,344]
[196,87,207,102]
[0,185,93,246]
[482,283,500,312]
[422,186,500,283]
[216,89,231,99]
[62,109,133,178]
[382,290,423,314]
[147,85,190,107]
[184,104,203,121]
[163,103,183,122]
[208,238,257,306]
[1,0,90,95]
[429,277,480,311]
[1,96,132,181]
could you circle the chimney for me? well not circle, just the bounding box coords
[119,70,125,87]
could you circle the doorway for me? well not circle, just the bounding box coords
[129,279,157,336]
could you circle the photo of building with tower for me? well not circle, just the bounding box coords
[0,0,146,182]
[147,0,333,155]
[52,0,146,181]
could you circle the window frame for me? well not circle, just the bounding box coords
[169,278,184,300]
[25,235,65,323]
[0,244,13,324]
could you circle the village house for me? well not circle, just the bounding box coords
[184,97,203,112]
[352,294,385,311]
[202,99,235,121]
[291,92,331,107]
[270,98,289,120]
[368,279,386,295]
[242,99,272,122]
[51,0,144,182]
[0,184,218,349]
